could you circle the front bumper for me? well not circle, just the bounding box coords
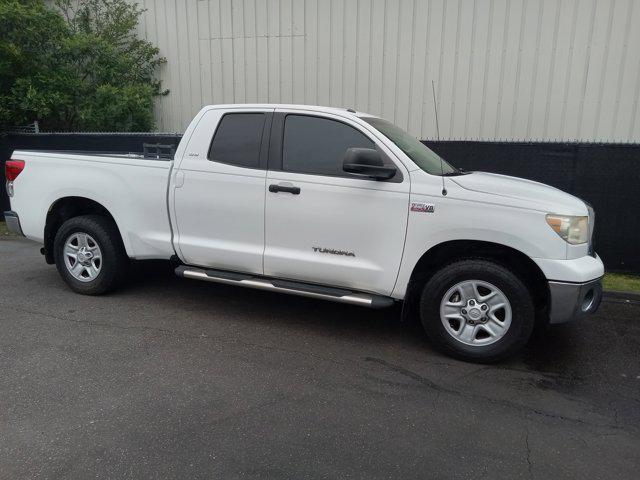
[548,277,603,324]
[3,211,24,236]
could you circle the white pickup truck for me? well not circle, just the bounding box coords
[4,104,604,362]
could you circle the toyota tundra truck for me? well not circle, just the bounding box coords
[4,104,604,362]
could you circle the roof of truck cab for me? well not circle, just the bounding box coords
[203,104,376,119]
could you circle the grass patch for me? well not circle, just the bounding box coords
[604,272,640,293]
[0,221,15,237]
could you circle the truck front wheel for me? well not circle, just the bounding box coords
[419,259,535,363]
[53,215,128,295]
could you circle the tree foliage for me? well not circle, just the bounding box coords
[0,0,167,132]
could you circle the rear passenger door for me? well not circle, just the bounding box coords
[172,108,273,274]
[263,110,410,296]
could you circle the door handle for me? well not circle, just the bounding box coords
[269,184,301,195]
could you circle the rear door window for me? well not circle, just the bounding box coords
[208,113,266,168]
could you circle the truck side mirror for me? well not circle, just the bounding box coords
[342,148,397,181]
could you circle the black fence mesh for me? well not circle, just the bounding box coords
[1,134,638,272]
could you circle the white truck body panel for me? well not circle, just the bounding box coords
[9,151,174,259]
[390,168,599,298]
[264,168,409,295]
[171,106,272,274]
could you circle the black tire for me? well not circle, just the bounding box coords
[53,215,128,295]
[419,259,535,363]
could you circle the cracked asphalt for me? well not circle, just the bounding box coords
[1,236,639,479]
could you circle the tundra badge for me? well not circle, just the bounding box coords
[312,247,356,257]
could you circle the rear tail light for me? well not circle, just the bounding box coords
[5,159,25,181]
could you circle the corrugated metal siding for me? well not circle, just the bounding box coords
[137,0,640,141]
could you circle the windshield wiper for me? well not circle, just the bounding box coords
[441,168,468,177]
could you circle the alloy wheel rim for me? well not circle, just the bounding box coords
[63,233,103,282]
[439,280,512,346]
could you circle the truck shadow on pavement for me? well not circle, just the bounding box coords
[120,261,640,441]
[125,260,636,376]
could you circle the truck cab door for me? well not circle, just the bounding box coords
[263,110,410,296]
[171,108,273,274]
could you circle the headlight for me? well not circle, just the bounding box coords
[545,214,589,244]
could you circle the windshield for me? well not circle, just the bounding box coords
[360,117,457,175]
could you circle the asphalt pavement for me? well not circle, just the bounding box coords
[1,236,639,479]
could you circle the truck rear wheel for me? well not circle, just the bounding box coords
[53,215,128,295]
[419,259,535,363]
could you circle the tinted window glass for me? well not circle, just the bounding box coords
[208,113,266,168]
[283,115,374,176]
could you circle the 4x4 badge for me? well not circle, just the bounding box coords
[410,202,435,213]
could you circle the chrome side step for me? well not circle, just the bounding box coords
[175,266,394,308]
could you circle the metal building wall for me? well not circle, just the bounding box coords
[137,0,640,141]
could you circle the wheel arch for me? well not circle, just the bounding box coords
[403,240,550,325]
[44,196,128,264]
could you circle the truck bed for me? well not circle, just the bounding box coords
[9,150,175,260]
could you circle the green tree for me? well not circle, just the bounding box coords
[0,0,167,132]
